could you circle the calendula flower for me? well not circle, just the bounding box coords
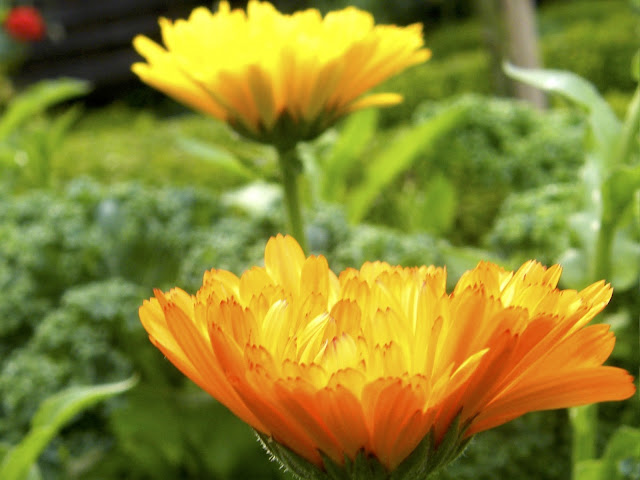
[131,1,429,146]
[139,235,635,479]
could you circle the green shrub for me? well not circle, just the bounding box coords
[364,95,585,245]
[541,9,638,95]
[487,183,584,265]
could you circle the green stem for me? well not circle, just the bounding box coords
[570,404,598,480]
[570,223,613,477]
[593,220,615,281]
[612,84,640,168]
[569,89,639,479]
[277,147,308,254]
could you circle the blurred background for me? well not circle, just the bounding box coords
[0,1,638,479]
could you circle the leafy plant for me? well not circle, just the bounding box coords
[0,377,137,480]
[574,426,640,480]
[0,78,89,190]
[504,58,639,478]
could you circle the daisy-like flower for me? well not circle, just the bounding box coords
[139,235,635,479]
[131,1,429,147]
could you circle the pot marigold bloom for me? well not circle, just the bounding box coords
[3,6,45,42]
[139,235,635,478]
[131,1,430,147]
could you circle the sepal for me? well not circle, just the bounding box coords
[255,414,470,480]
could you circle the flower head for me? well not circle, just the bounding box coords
[132,2,429,147]
[139,235,635,476]
[3,6,45,42]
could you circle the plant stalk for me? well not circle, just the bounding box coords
[277,147,308,254]
[570,87,640,478]
[612,84,640,168]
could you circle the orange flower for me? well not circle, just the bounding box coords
[139,235,635,475]
[132,2,429,146]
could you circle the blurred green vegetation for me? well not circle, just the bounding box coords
[380,0,638,124]
[1,1,638,479]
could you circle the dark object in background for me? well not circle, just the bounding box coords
[13,0,204,104]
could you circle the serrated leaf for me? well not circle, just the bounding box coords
[0,376,137,480]
[255,432,327,480]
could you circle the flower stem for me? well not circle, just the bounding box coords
[570,404,597,479]
[570,86,640,479]
[277,147,308,254]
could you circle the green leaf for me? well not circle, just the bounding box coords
[0,78,91,141]
[0,376,137,480]
[602,164,640,222]
[574,459,605,480]
[45,105,84,155]
[176,137,257,180]
[575,426,640,480]
[556,247,589,290]
[347,104,467,223]
[321,108,379,201]
[610,232,640,290]
[417,173,457,234]
[503,62,620,165]
[599,426,640,479]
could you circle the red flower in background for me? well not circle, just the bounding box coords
[4,6,45,42]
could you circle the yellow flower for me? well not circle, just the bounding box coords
[132,2,429,146]
[139,235,635,475]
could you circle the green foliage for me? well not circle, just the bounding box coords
[0,79,88,191]
[0,377,136,480]
[488,184,584,265]
[367,94,584,244]
[504,49,640,479]
[0,180,226,437]
[373,0,637,126]
[88,386,285,480]
[0,78,89,141]
[53,105,275,191]
[541,2,638,95]
[504,62,640,290]
[0,280,145,438]
[343,102,467,223]
[435,412,571,480]
[574,426,640,480]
